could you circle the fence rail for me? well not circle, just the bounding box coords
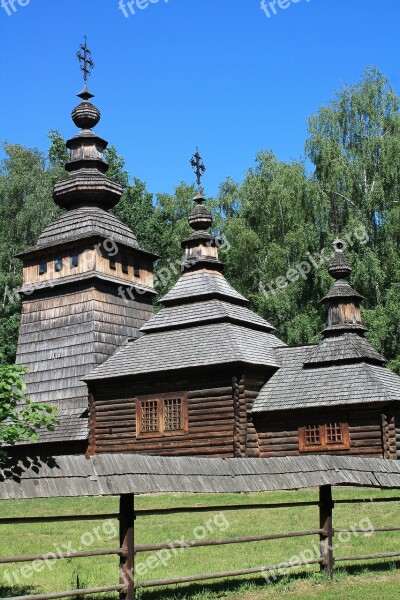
[1,488,400,599]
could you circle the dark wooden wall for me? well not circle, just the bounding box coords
[253,405,394,458]
[90,369,239,457]
[89,367,273,459]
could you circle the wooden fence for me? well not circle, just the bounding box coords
[1,486,400,599]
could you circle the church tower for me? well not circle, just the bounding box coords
[15,41,157,452]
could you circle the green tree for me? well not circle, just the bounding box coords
[0,359,57,458]
[306,67,400,368]
[219,151,329,344]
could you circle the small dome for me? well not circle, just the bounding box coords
[71,101,101,129]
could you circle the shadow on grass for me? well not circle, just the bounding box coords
[135,569,324,599]
[0,586,35,598]
[335,559,400,576]
[1,562,399,599]
[135,560,400,599]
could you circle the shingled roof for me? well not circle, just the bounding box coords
[2,454,400,499]
[85,321,282,381]
[85,190,283,383]
[160,270,248,306]
[141,298,274,333]
[16,206,150,257]
[252,345,400,413]
[253,240,400,415]
[303,333,385,366]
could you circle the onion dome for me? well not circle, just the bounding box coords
[53,84,122,210]
[321,239,366,337]
[71,86,101,129]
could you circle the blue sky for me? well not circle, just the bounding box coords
[0,0,399,197]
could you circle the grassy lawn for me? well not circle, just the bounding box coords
[0,488,400,599]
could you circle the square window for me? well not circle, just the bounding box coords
[39,260,47,275]
[136,394,188,438]
[134,265,140,278]
[299,422,349,453]
[55,257,63,272]
[109,257,116,270]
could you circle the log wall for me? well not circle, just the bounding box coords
[90,370,239,457]
[90,368,271,459]
[254,406,389,458]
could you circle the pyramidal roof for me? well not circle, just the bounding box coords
[85,189,283,382]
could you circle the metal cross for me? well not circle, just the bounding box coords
[190,148,206,189]
[77,36,95,83]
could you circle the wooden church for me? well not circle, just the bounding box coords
[12,54,400,461]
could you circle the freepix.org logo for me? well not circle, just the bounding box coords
[1,0,30,16]
[261,0,311,19]
[119,0,169,19]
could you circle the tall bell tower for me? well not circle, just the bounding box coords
[15,40,157,452]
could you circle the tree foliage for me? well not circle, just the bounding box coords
[0,359,57,458]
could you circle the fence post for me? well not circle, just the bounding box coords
[319,485,334,578]
[119,493,135,600]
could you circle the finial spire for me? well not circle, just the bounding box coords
[190,148,206,192]
[77,36,95,83]
[320,238,365,337]
[180,151,223,273]
[52,41,123,211]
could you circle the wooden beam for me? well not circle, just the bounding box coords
[119,494,135,600]
[319,485,334,578]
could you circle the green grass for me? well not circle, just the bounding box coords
[1,488,400,599]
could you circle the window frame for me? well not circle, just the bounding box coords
[299,422,350,453]
[136,392,188,439]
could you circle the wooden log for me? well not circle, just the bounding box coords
[119,494,135,600]
[134,529,323,554]
[0,548,123,564]
[0,514,119,525]
[319,485,334,579]
[335,525,400,534]
[135,500,318,516]
[335,551,400,562]
[335,496,400,505]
